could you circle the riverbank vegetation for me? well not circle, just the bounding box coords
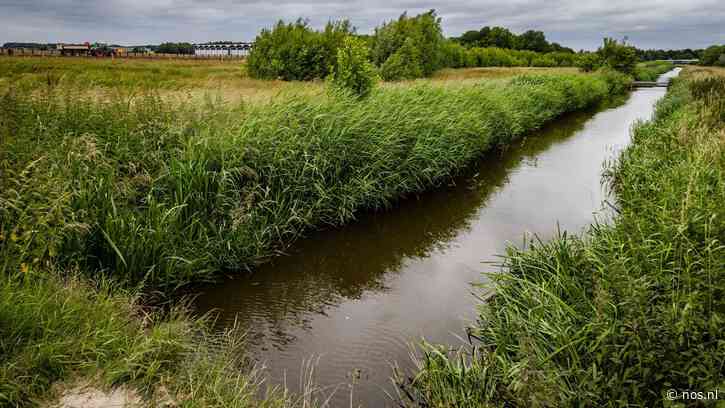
[400,68,725,407]
[1,62,629,405]
[1,71,630,290]
[1,270,316,407]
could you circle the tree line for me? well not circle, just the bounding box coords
[247,10,651,89]
[453,26,574,53]
[701,45,725,66]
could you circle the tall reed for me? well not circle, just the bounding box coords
[399,72,725,407]
[1,72,630,289]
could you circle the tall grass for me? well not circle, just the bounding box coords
[0,267,344,407]
[1,72,630,289]
[399,72,725,406]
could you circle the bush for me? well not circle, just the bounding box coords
[380,38,424,81]
[439,40,468,69]
[372,10,444,79]
[576,52,601,72]
[701,44,725,66]
[329,36,378,97]
[531,55,557,67]
[247,19,351,81]
[598,37,637,74]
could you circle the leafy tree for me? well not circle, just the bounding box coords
[380,38,423,81]
[701,45,725,66]
[440,40,469,68]
[247,19,352,80]
[487,26,516,49]
[517,30,549,52]
[598,38,637,74]
[329,36,378,97]
[157,42,194,54]
[371,10,444,79]
[459,30,483,46]
[576,52,601,72]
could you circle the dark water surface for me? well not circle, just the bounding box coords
[194,73,677,407]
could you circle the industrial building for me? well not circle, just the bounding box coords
[193,43,252,57]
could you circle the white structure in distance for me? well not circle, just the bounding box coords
[193,43,253,57]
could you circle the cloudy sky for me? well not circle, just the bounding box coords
[1,0,723,50]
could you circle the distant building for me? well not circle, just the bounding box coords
[194,43,253,57]
[58,43,91,56]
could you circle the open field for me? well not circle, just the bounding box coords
[0,57,586,103]
[401,66,725,407]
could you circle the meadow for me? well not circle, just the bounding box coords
[401,67,725,407]
[0,56,580,102]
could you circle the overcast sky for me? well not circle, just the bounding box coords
[1,0,723,50]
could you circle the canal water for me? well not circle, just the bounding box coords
[194,70,680,407]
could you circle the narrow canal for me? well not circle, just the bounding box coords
[194,69,680,407]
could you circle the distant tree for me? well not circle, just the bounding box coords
[157,42,194,54]
[487,26,516,49]
[459,30,483,46]
[517,30,549,52]
[549,42,574,53]
[598,38,637,74]
[440,40,469,68]
[701,45,725,66]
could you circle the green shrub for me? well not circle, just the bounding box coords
[575,52,601,72]
[372,10,444,79]
[329,36,378,97]
[531,55,557,67]
[247,19,351,80]
[439,40,468,69]
[701,44,725,66]
[598,37,637,74]
[380,38,424,81]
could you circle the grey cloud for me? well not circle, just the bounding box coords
[0,0,722,49]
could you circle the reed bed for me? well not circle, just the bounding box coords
[400,70,725,407]
[0,69,629,405]
[1,71,630,289]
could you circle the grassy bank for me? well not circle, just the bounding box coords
[633,60,674,81]
[1,70,630,289]
[400,69,724,406]
[0,269,317,407]
[1,67,629,405]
